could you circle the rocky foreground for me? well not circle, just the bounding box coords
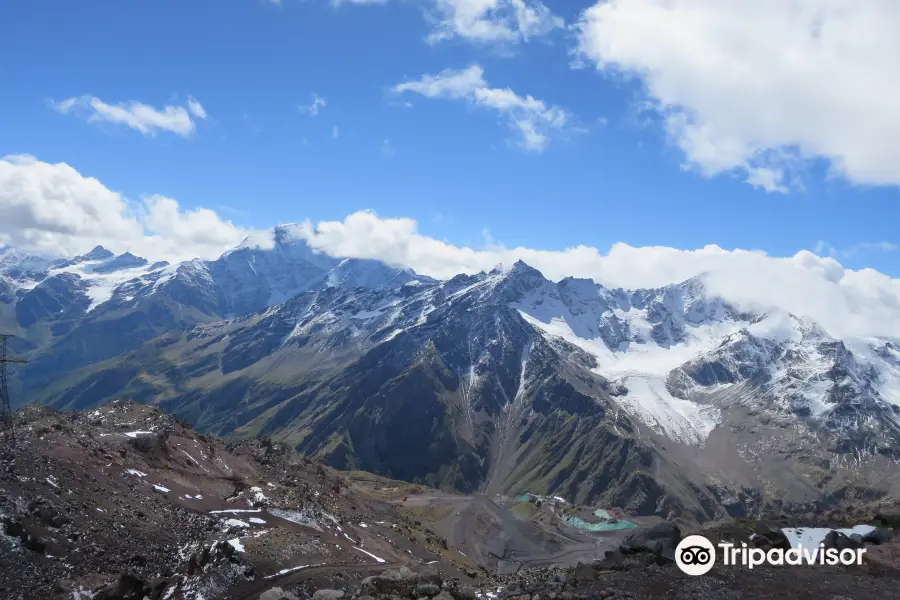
[1,401,900,600]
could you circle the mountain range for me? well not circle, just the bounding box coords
[2,225,900,522]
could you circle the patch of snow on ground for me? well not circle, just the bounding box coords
[46,476,58,488]
[249,486,268,504]
[209,509,262,514]
[782,525,876,549]
[248,517,267,525]
[223,519,250,528]
[265,562,327,579]
[180,449,211,473]
[153,485,171,493]
[354,547,386,563]
[124,431,154,438]
[124,469,147,477]
[268,508,323,531]
[227,538,245,552]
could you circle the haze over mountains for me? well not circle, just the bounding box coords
[2,227,900,522]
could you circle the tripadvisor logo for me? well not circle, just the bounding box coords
[674,534,867,576]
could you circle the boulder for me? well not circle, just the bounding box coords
[360,576,401,594]
[416,571,443,586]
[619,522,681,562]
[600,549,626,570]
[259,588,299,600]
[94,574,147,600]
[874,510,900,529]
[862,527,893,545]
[822,531,864,551]
[455,586,477,600]
[380,566,416,582]
[572,562,597,583]
[311,590,345,600]
[752,525,792,551]
[416,583,442,597]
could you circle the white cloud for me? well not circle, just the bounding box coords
[187,97,207,119]
[272,210,900,339]
[5,154,900,340]
[0,155,247,262]
[427,0,563,44]
[301,93,327,116]
[574,0,900,190]
[332,0,561,44]
[51,95,208,137]
[393,65,571,151]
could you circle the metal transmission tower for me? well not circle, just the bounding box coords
[0,334,27,439]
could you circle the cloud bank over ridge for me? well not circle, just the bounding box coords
[2,154,899,340]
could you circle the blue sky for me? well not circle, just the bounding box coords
[2,0,899,276]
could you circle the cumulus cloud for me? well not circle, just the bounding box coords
[270,210,900,340]
[4,155,899,339]
[0,155,247,262]
[50,95,208,137]
[394,65,571,151]
[574,0,900,190]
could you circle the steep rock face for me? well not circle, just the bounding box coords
[15,273,91,329]
[0,275,14,305]
[88,251,149,274]
[209,226,341,315]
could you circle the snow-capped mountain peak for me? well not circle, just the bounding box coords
[5,242,900,459]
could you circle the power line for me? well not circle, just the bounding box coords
[0,334,27,440]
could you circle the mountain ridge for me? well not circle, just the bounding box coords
[3,233,900,522]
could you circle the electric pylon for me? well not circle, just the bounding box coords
[0,334,27,440]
